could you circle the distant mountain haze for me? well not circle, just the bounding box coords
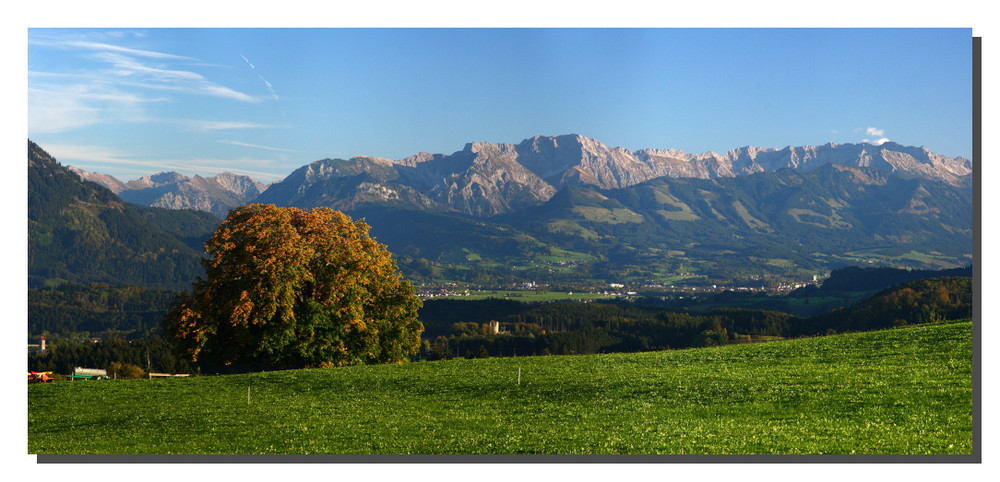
[69,168,270,218]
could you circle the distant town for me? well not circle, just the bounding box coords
[414,279,819,301]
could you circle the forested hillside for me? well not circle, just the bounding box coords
[28,140,216,289]
[799,276,973,335]
[815,265,973,293]
[29,282,180,337]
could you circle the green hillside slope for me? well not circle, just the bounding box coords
[507,165,972,284]
[29,320,972,455]
[28,140,216,289]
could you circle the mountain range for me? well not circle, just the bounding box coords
[70,167,268,219]
[37,135,973,289]
[70,134,971,219]
[253,134,972,218]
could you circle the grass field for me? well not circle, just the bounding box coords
[27,320,973,455]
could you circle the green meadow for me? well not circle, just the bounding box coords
[28,320,972,455]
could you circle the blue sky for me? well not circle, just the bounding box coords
[27,28,973,183]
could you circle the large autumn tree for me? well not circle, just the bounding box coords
[161,204,423,370]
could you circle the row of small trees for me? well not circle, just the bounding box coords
[28,338,190,376]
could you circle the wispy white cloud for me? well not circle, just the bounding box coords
[28,33,265,135]
[46,144,167,171]
[260,77,279,100]
[29,35,193,61]
[220,140,298,152]
[47,143,286,182]
[90,51,261,102]
[200,84,259,103]
[28,84,167,135]
[866,127,885,137]
[188,120,274,131]
[94,52,206,81]
[65,40,194,60]
[241,54,279,100]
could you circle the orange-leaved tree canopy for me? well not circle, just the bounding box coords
[161,204,423,370]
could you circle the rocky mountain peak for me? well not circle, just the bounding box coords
[68,166,128,194]
[149,171,188,184]
[463,141,517,156]
[395,152,443,167]
[125,171,188,190]
[62,167,270,219]
[210,172,268,199]
[350,155,395,165]
[301,158,351,183]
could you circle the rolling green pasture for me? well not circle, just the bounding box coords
[28,320,972,455]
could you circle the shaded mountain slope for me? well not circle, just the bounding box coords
[28,140,214,289]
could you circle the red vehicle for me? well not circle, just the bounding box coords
[28,371,54,383]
